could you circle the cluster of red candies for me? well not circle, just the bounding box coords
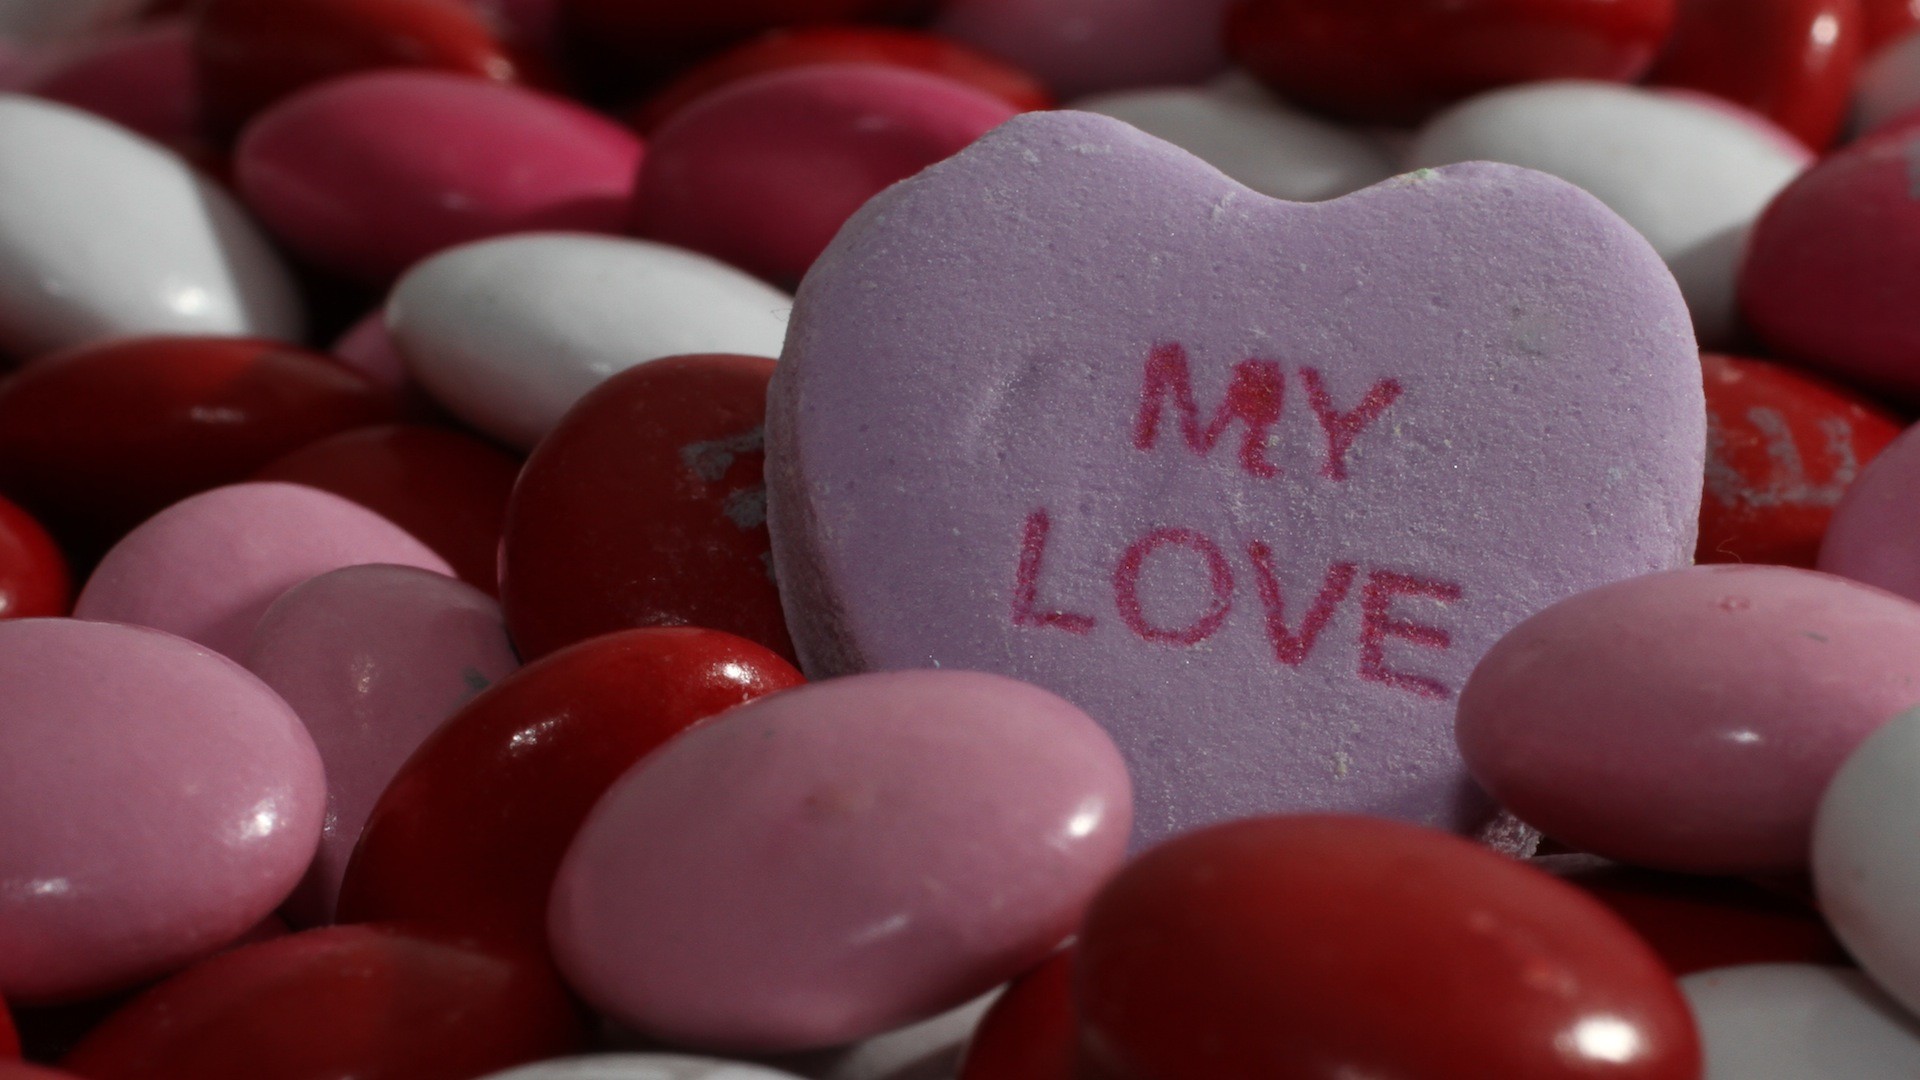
[2,0,1920,1077]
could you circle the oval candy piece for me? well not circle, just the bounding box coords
[502,354,791,663]
[1076,815,1701,1079]
[547,670,1131,1052]
[629,26,1052,133]
[1227,0,1677,124]
[1408,80,1809,347]
[478,1056,805,1079]
[0,335,396,553]
[1820,421,1920,602]
[236,70,642,284]
[1645,0,1865,149]
[934,0,1231,99]
[339,627,801,948]
[0,495,68,620]
[956,951,1074,1080]
[634,65,1019,289]
[768,110,1702,849]
[244,565,518,926]
[73,482,452,660]
[0,95,302,362]
[1681,964,1920,1077]
[1457,564,1920,874]
[193,0,527,134]
[0,619,324,1004]
[255,423,523,597]
[1812,706,1920,1017]
[59,925,584,1079]
[389,233,791,449]
[1739,121,1920,402]
[1698,351,1901,569]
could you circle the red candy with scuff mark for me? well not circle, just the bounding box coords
[59,925,583,1080]
[1074,816,1701,1079]
[0,336,396,555]
[1697,352,1902,568]
[627,25,1053,133]
[1225,0,1679,124]
[339,628,802,948]
[255,424,522,597]
[1646,0,1864,148]
[501,354,795,663]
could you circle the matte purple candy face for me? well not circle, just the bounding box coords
[767,110,1704,848]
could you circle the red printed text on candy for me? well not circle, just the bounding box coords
[1011,342,1462,700]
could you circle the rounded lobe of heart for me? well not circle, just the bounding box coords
[766,109,1703,850]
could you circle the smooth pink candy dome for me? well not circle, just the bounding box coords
[0,618,324,1003]
[235,69,644,283]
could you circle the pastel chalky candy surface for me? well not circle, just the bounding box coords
[0,94,302,362]
[767,110,1703,848]
[1407,81,1809,347]
[1680,965,1920,1077]
[73,482,453,660]
[1820,422,1920,602]
[478,1056,805,1079]
[547,670,1131,1052]
[0,619,324,1003]
[244,564,518,926]
[1458,564,1920,874]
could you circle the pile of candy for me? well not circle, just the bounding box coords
[3,0,1920,1075]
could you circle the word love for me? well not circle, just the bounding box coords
[1133,343,1402,481]
[1014,512,1465,701]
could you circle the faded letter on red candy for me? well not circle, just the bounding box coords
[767,111,1703,848]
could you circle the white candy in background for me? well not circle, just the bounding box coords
[477,1056,806,1080]
[1855,31,1920,134]
[1681,965,1920,1077]
[1406,81,1811,348]
[0,95,304,362]
[0,0,142,45]
[388,233,792,449]
[1073,85,1395,202]
[1813,706,1920,1016]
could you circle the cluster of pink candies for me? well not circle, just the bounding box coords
[4,0,1920,1075]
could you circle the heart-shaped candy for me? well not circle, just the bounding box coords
[767,110,1703,849]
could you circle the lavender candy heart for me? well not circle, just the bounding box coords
[767,110,1704,849]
